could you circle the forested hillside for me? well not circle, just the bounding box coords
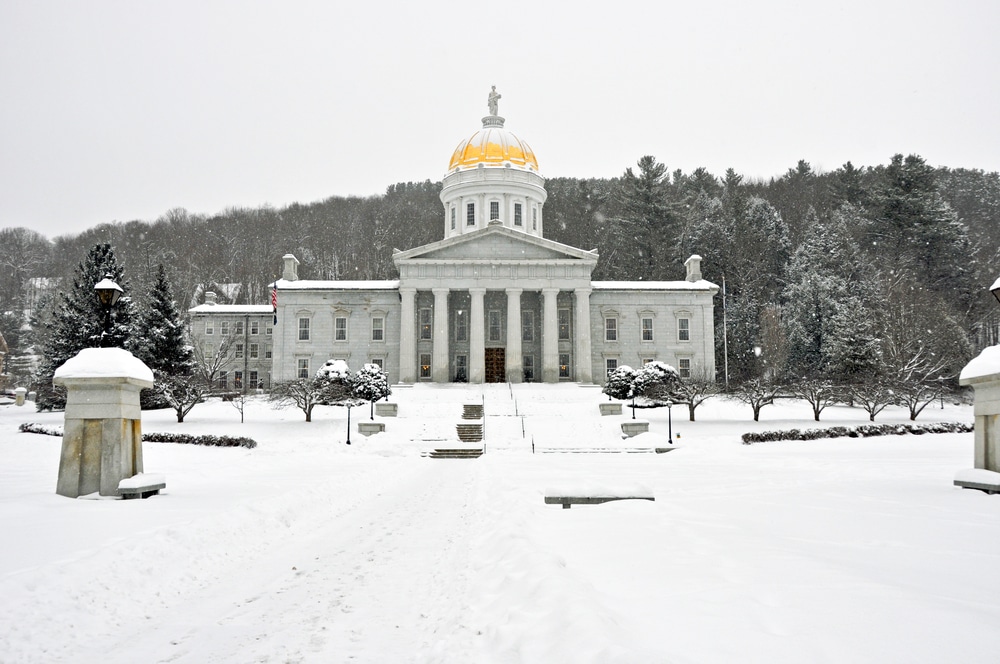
[2,155,998,388]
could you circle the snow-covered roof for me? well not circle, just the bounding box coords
[53,348,154,383]
[959,345,1000,384]
[592,280,719,291]
[274,279,400,291]
[188,304,274,314]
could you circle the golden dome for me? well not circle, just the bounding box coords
[448,119,539,172]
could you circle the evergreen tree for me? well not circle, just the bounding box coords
[135,264,196,410]
[612,156,681,280]
[33,243,135,410]
[351,363,391,420]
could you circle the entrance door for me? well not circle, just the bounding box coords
[485,348,506,383]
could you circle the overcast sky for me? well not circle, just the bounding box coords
[2,0,998,239]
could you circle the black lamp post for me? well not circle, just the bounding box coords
[991,277,1000,306]
[94,275,123,347]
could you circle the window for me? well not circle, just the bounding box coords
[642,317,654,342]
[490,200,500,221]
[217,371,228,390]
[559,353,570,379]
[235,343,244,359]
[514,203,522,226]
[679,358,691,378]
[249,343,259,359]
[488,310,502,342]
[558,309,570,340]
[249,370,259,388]
[522,310,534,342]
[220,321,230,336]
[606,358,618,375]
[234,321,244,335]
[371,317,384,341]
[678,318,690,342]
[370,358,384,370]
[297,359,310,379]
[205,320,214,336]
[523,355,534,382]
[605,317,618,342]
[455,310,468,342]
[466,202,475,226]
[419,353,431,379]
[264,344,272,359]
[532,207,537,230]
[266,323,273,336]
[455,354,467,382]
[204,343,214,359]
[250,320,259,335]
[419,308,432,340]
[234,371,243,389]
[298,317,310,341]
[335,316,347,341]
[450,206,456,230]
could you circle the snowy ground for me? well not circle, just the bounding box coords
[1,384,998,664]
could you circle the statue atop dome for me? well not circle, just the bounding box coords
[488,86,501,116]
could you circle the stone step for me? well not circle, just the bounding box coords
[462,404,484,419]
[423,447,484,459]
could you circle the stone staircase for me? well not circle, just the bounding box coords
[424,401,485,459]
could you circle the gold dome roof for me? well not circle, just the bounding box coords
[448,118,539,171]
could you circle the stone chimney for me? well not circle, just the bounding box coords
[204,291,217,305]
[282,254,300,281]
[684,255,703,283]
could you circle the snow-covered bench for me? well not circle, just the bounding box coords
[118,473,166,500]
[544,483,654,509]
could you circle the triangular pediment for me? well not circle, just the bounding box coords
[393,225,597,264]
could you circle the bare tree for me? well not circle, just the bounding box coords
[790,379,840,422]
[732,378,782,422]
[670,367,722,421]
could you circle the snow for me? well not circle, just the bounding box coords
[954,468,1000,484]
[52,347,154,383]
[1,384,997,663]
[959,344,1000,383]
[118,473,166,490]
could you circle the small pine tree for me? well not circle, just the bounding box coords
[134,265,195,410]
[351,363,391,420]
[33,244,135,411]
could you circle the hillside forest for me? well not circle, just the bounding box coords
[1,154,999,393]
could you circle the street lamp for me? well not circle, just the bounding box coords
[94,275,123,346]
[991,276,1000,306]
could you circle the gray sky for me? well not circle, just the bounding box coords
[2,0,998,239]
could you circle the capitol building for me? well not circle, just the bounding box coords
[189,92,718,388]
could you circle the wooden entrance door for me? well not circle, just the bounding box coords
[485,348,506,383]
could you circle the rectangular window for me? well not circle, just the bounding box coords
[642,317,654,342]
[205,321,214,335]
[605,318,618,342]
[466,202,475,226]
[205,343,214,359]
[298,317,310,341]
[532,208,537,230]
[558,309,570,340]
[249,370,258,388]
[419,308,432,340]
[370,358,384,370]
[488,310,502,342]
[522,310,534,342]
[234,371,243,389]
[455,310,468,342]
[220,321,230,336]
[490,200,500,220]
[217,371,228,390]
[606,358,618,375]
[679,358,691,378]
[455,354,467,382]
[250,320,259,335]
[559,353,570,379]
[235,344,244,359]
[297,359,310,379]
[249,343,259,359]
[514,203,522,226]
[450,206,456,230]
[234,321,244,336]
[678,318,690,341]
[335,316,347,341]
[419,353,432,379]
[371,317,384,341]
[264,344,272,360]
[266,323,273,336]
[523,355,534,382]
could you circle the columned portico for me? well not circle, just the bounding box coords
[574,288,592,383]
[541,288,559,382]
[505,288,523,382]
[399,287,417,383]
[469,288,486,383]
[432,288,450,382]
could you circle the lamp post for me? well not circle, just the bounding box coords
[991,277,1000,306]
[94,275,123,347]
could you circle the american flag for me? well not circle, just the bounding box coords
[271,283,278,325]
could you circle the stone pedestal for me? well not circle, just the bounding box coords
[957,347,1000,492]
[599,402,622,416]
[53,348,154,498]
[358,421,385,436]
[375,402,398,417]
[14,386,26,407]
[621,420,649,437]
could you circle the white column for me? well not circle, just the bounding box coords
[469,288,486,383]
[574,288,593,383]
[505,288,523,383]
[542,288,559,383]
[432,288,450,382]
[399,287,416,383]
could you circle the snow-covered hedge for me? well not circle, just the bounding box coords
[19,422,257,449]
[741,421,973,445]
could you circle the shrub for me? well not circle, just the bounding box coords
[19,422,256,449]
[741,421,973,445]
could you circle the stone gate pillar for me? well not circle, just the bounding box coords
[957,346,1000,492]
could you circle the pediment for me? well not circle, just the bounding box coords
[393,226,597,264]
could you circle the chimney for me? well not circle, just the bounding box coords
[282,254,300,281]
[205,291,217,305]
[684,255,703,282]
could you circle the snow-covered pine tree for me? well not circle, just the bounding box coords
[351,363,391,420]
[33,243,135,411]
[135,264,197,410]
